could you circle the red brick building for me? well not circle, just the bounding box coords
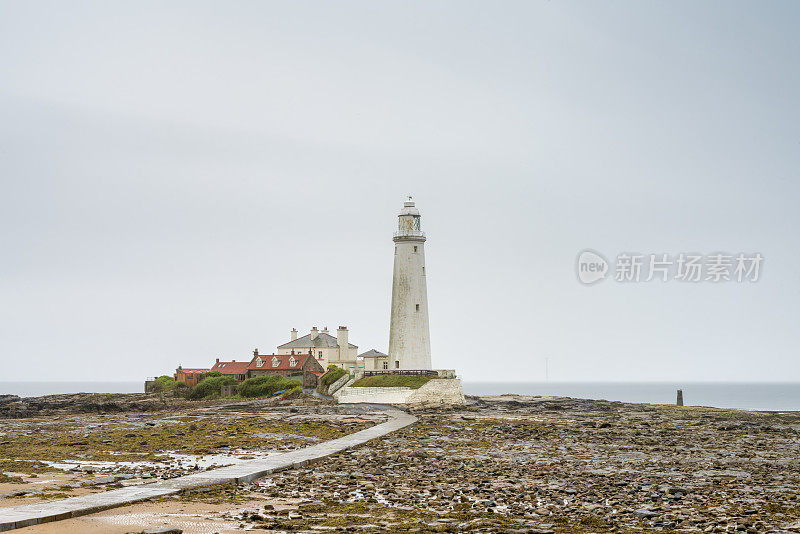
[174,366,210,387]
[210,359,250,383]
[246,349,325,388]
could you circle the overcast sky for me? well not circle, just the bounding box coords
[1,1,798,382]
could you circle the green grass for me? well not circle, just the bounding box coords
[350,374,433,389]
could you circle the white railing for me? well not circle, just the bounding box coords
[393,231,425,239]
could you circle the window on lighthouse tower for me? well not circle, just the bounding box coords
[416,304,420,311]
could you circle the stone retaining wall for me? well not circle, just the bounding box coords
[337,379,464,405]
[407,379,465,406]
[337,386,415,404]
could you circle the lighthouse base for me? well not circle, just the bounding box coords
[335,378,465,406]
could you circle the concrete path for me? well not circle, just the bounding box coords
[0,405,415,532]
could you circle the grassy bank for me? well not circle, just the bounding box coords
[350,375,433,389]
[321,367,347,387]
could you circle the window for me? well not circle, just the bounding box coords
[415,304,420,311]
[272,356,279,367]
[413,246,417,252]
[422,266,425,275]
[395,361,400,369]
[319,350,323,357]
[383,361,388,370]
[187,375,193,380]
[256,357,263,368]
[289,357,297,367]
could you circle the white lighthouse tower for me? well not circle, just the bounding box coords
[388,197,432,370]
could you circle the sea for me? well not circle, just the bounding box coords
[0,381,798,412]
[465,382,800,412]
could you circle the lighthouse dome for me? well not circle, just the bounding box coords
[400,198,420,216]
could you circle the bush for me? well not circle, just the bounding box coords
[173,382,191,398]
[148,375,177,393]
[205,370,222,377]
[238,374,301,398]
[321,367,347,387]
[189,375,236,400]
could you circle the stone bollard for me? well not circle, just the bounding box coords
[676,389,684,406]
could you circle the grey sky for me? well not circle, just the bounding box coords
[1,1,798,382]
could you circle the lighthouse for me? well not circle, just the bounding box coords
[388,197,432,370]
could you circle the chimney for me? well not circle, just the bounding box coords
[253,348,259,356]
[322,326,329,335]
[178,364,182,370]
[310,326,319,340]
[215,358,219,364]
[232,359,236,362]
[337,326,349,354]
[291,328,298,341]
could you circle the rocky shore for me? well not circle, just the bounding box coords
[3,393,800,533]
[0,398,378,514]
[0,393,192,418]
[189,395,800,533]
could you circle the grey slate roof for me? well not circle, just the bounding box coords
[277,332,357,349]
[359,349,388,358]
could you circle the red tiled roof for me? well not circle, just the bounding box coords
[176,368,210,374]
[210,361,250,375]
[247,353,310,371]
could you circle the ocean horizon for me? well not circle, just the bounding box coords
[0,380,798,412]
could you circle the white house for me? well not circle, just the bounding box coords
[360,349,389,371]
[277,326,361,375]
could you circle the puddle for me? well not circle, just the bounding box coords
[42,449,280,473]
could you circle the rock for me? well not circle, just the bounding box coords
[0,395,19,405]
[633,509,660,519]
[2,489,30,497]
